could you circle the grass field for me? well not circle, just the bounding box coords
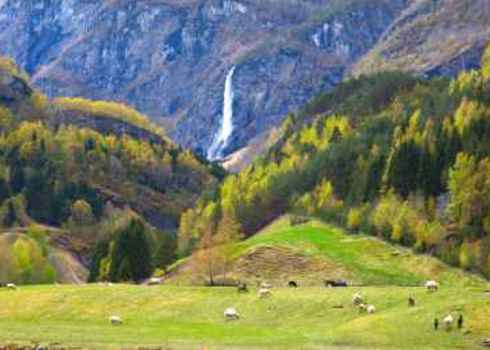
[0,220,489,349]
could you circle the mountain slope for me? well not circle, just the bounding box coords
[180,46,490,281]
[0,58,221,285]
[2,0,485,159]
[352,0,490,77]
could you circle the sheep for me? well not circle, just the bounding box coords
[358,303,368,313]
[288,281,298,288]
[352,292,364,305]
[6,283,17,290]
[148,277,162,286]
[224,307,239,321]
[367,305,376,314]
[260,282,272,289]
[408,296,416,307]
[110,315,123,325]
[325,280,348,288]
[425,280,439,292]
[258,288,272,298]
[443,314,454,330]
[237,282,249,293]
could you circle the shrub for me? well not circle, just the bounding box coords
[108,218,153,282]
[482,43,490,81]
[0,57,29,82]
[346,205,369,232]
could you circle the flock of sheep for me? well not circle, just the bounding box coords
[222,278,462,333]
[0,278,464,333]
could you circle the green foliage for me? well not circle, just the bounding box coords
[448,153,490,240]
[153,234,177,272]
[53,97,166,137]
[0,234,56,285]
[301,71,418,121]
[0,118,216,230]
[482,43,490,81]
[0,106,13,132]
[108,218,152,282]
[69,199,95,226]
[0,57,29,82]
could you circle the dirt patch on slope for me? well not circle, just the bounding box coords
[232,245,355,287]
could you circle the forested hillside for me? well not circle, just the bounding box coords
[0,57,221,285]
[180,44,490,278]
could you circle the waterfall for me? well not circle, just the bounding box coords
[207,66,236,160]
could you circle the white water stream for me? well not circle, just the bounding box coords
[207,66,236,160]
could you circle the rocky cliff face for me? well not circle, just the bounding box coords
[351,0,490,78]
[0,0,487,159]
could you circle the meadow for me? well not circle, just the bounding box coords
[0,221,489,349]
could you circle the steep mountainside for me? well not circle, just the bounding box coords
[0,0,487,160]
[352,0,490,77]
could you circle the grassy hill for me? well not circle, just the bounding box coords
[170,217,484,288]
[0,219,488,349]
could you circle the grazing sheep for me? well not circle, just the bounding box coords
[443,314,454,330]
[358,303,368,313]
[258,288,272,298]
[408,296,416,307]
[352,292,363,305]
[237,282,249,293]
[224,307,240,321]
[148,277,162,285]
[288,281,298,288]
[482,338,490,347]
[110,315,123,325]
[434,318,439,330]
[367,305,376,314]
[425,280,439,292]
[325,280,348,288]
[6,283,17,290]
[260,282,272,289]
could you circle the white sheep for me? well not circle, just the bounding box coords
[358,303,368,313]
[352,292,363,305]
[425,280,439,292]
[110,315,123,325]
[260,282,272,289]
[224,307,239,321]
[258,288,272,298]
[6,283,17,290]
[443,314,454,330]
[367,305,376,314]
[148,277,162,285]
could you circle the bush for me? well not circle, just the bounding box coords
[346,205,369,232]
[108,218,153,282]
[459,240,479,271]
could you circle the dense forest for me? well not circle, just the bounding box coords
[0,57,221,284]
[180,44,490,279]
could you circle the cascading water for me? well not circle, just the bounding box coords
[207,66,236,161]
